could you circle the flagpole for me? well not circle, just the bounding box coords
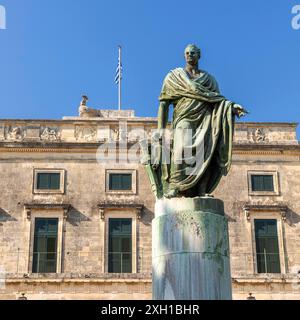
[118,46,122,111]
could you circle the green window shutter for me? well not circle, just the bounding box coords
[108,218,132,273]
[32,218,58,273]
[109,174,132,191]
[263,175,274,191]
[254,219,281,273]
[37,173,49,189]
[251,175,274,192]
[37,173,61,190]
[49,173,60,189]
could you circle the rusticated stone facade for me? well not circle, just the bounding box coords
[0,110,299,300]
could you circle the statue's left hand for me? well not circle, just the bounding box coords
[232,104,249,118]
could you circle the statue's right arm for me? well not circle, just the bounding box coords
[152,101,170,170]
[157,101,170,130]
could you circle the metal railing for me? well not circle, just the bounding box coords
[0,248,151,274]
[256,250,281,274]
[108,252,132,273]
[32,252,57,274]
[1,250,300,277]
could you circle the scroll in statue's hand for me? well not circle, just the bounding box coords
[151,143,162,170]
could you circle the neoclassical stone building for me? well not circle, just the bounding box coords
[0,109,299,300]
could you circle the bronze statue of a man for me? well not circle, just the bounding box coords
[150,44,247,198]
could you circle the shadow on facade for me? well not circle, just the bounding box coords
[0,208,17,222]
[286,208,300,227]
[141,207,154,226]
[67,207,91,226]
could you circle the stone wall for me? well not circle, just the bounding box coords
[0,114,299,300]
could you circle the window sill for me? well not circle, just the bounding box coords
[249,191,280,196]
[33,190,65,195]
[106,190,136,195]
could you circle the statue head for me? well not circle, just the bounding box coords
[184,44,201,66]
[81,95,88,106]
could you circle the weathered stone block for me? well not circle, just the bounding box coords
[152,197,232,300]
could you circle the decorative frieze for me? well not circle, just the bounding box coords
[40,127,61,141]
[248,127,269,143]
[23,126,40,140]
[111,127,128,142]
[97,127,110,142]
[75,126,97,142]
[0,125,4,140]
[5,126,24,141]
[0,120,297,146]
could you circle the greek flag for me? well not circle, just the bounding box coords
[115,59,123,84]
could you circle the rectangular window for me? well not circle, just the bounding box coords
[254,219,281,273]
[37,172,61,190]
[109,173,132,191]
[32,218,58,273]
[108,218,132,273]
[251,175,274,192]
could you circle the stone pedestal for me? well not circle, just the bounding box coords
[152,197,232,300]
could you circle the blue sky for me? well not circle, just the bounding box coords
[0,0,299,137]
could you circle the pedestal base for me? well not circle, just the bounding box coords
[152,197,232,300]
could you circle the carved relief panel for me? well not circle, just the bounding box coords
[40,127,61,141]
[248,127,269,143]
[5,126,24,141]
[75,126,97,142]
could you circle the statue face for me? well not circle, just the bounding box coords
[184,46,200,65]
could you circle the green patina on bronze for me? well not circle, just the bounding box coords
[142,44,248,199]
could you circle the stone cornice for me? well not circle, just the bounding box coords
[0,118,158,124]
[0,142,104,148]
[0,141,139,153]
[233,144,300,151]
[5,275,152,284]
[243,203,288,222]
[232,276,300,284]
[1,142,299,155]
[24,203,71,220]
[98,202,144,220]
[236,121,298,127]
[233,144,300,156]
[24,203,71,210]
[4,275,298,285]
[5,279,152,284]
[0,118,298,126]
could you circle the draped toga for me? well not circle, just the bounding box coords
[159,67,235,195]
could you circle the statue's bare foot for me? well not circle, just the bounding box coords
[164,188,179,199]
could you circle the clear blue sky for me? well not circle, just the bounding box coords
[0,0,299,137]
